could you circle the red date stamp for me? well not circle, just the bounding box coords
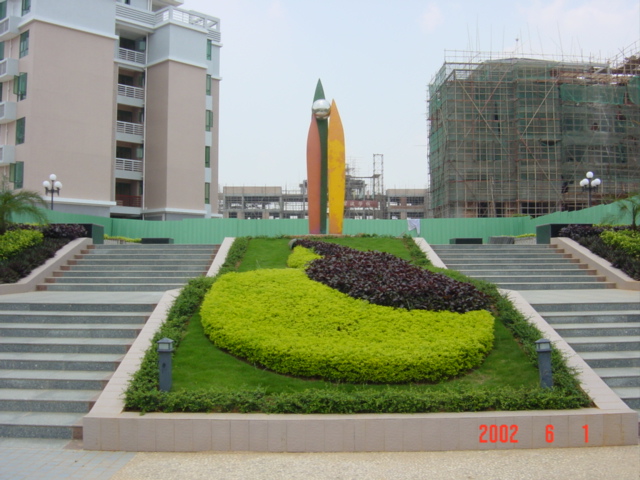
[479,424,590,443]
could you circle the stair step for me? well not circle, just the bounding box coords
[0,370,111,390]
[65,264,208,272]
[0,352,123,371]
[457,269,596,276]
[0,303,155,312]
[58,271,199,278]
[542,311,640,323]
[0,411,83,439]
[0,311,148,324]
[465,275,605,283]
[452,263,589,271]
[78,254,213,260]
[610,387,640,409]
[0,324,141,338]
[579,351,640,368]
[0,389,99,413]
[492,282,615,290]
[41,284,187,292]
[593,368,640,387]
[49,276,191,284]
[563,336,640,352]
[532,303,640,313]
[551,323,640,336]
[0,337,132,354]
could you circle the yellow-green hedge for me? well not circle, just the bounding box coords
[0,229,44,260]
[200,269,494,383]
[286,246,321,269]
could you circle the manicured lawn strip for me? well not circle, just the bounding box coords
[173,310,537,392]
[124,236,592,413]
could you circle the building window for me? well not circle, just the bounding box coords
[0,42,4,60]
[205,183,211,205]
[15,117,25,144]
[0,83,3,102]
[205,110,213,132]
[13,73,27,101]
[21,0,30,15]
[0,2,6,20]
[10,161,23,188]
[206,74,212,96]
[206,39,212,60]
[19,31,29,58]
[205,146,211,167]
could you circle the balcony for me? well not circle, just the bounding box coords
[117,47,146,65]
[116,4,221,43]
[116,157,143,173]
[116,121,144,143]
[0,144,15,165]
[116,194,142,207]
[0,58,18,83]
[117,84,144,107]
[0,16,20,42]
[0,102,17,124]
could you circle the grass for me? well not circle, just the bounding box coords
[171,236,539,393]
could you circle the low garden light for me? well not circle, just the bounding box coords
[42,174,62,210]
[157,337,174,392]
[535,338,553,389]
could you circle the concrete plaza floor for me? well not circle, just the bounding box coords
[0,437,638,480]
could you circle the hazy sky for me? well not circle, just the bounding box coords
[181,0,639,190]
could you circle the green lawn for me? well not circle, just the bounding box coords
[171,237,539,393]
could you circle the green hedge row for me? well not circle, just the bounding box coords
[200,268,494,383]
[0,229,43,260]
[600,229,640,258]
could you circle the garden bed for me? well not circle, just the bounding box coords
[123,236,591,414]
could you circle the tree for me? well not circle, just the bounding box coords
[0,185,49,235]
[605,193,640,230]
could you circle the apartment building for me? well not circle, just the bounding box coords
[0,0,221,219]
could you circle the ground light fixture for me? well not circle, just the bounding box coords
[535,338,553,389]
[157,337,174,392]
[579,171,601,208]
[42,174,62,210]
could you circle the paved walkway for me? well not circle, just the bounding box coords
[0,438,637,480]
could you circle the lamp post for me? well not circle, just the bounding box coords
[579,171,601,208]
[535,339,553,389]
[157,337,174,392]
[42,174,62,210]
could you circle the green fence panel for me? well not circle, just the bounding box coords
[8,202,634,245]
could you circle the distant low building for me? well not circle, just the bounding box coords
[219,185,429,220]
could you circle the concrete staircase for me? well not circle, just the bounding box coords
[531,301,640,412]
[430,244,615,290]
[40,244,217,292]
[0,243,218,439]
[430,243,639,414]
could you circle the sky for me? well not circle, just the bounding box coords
[181,0,640,191]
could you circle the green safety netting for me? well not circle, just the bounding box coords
[560,84,626,105]
[628,76,640,105]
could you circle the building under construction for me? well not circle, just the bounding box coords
[427,44,640,218]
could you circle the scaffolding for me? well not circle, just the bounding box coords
[427,45,640,218]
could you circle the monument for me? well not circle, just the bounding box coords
[306,80,345,234]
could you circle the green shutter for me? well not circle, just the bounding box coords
[0,42,4,61]
[13,73,27,100]
[205,146,211,167]
[13,161,23,188]
[16,117,25,144]
[205,183,211,204]
[21,0,30,15]
[206,39,212,60]
[206,74,211,95]
[205,110,213,132]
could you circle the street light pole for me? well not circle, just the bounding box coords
[42,174,62,210]
[579,171,601,208]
